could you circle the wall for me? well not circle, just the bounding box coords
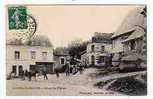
[6,45,54,75]
[54,56,67,69]
[86,42,112,66]
[87,42,112,53]
[111,37,124,53]
[123,38,143,54]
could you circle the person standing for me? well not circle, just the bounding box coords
[78,63,83,74]
[22,70,25,80]
[65,62,70,76]
[42,67,48,80]
[55,70,60,78]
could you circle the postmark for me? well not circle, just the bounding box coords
[8,6,37,41]
[15,15,37,41]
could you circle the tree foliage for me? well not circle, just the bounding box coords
[67,39,89,59]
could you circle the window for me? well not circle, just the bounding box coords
[130,40,136,50]
[31,51,36,59]
[14,51,20,59]
[91,45,95,52]
[121,35,129,40]
[97,56,105,63]
[42,52,47,60]
[101,46,105,52]
[12,65,16,74]
[60,58,65,65]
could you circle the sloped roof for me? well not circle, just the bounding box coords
[112,7,145,38]
[122,27,145,42]
[54,48,69,56]
[92,32,113,43]
[7,35,53,47]
[6,39,24,45]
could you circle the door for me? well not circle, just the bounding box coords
[91,55,95,65]
[18,65,23,76]
[12,65,17,76]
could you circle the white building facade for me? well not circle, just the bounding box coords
[80,33,113,67]
[6,44,54,76]
[86,42,112,66]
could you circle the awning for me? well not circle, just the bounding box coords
[36,62,54,65]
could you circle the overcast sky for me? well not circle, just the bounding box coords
[7,5,141,48]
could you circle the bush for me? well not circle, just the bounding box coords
[94,80,113,88]
[108,76,147,95]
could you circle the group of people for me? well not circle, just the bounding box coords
[65,62,84,76]
[9,67,48,81]
[8,63,84,81]
[54,62,84,78]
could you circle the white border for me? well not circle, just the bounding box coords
[2,0,146,4]
[1,0,152,99]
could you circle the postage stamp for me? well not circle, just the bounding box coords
[8,6,27,30]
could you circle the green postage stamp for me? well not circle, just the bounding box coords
[8,6,27,29]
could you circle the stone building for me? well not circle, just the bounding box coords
[53,48,70,70]
[111,6,146,69]
[81,32,113,67]
[6,37,54,77]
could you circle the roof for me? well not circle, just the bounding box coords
[111,28,135,39]
[92,32,113,43]
[53,47,69,56]
[112,7,145,39]
[122,27,145,42]
[7,35,53,47]
[79,50,87,55]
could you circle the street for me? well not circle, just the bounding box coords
[6,68,122,96]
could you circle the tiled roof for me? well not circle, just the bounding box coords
[122,27,145,42]
[92,32,113,43]
[112,7,145,39]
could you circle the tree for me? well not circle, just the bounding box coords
[67,39,89,59]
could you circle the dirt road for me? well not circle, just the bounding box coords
[6,68,121,96]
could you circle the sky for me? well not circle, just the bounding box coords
[7,5,141,48]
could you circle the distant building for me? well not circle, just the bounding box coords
[6,36,54,77]
[81,32,113,67]
[80,50,88,66]
[53,48,70,69]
